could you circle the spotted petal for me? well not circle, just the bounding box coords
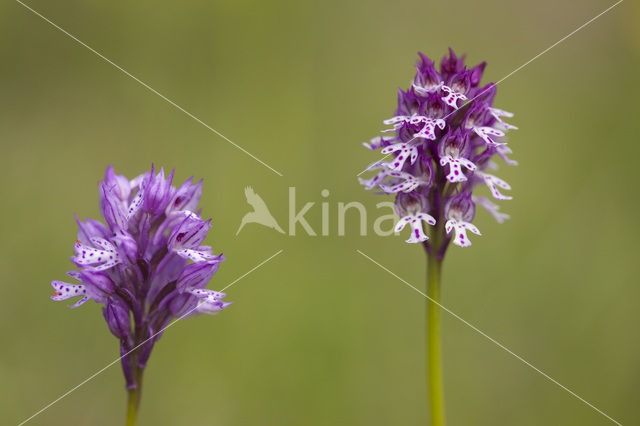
[446,219,481,247]
[380,171,422,193]
[395,213,436,244]
[50,281,89,308]
[381,143,418,171]
[474,196,510,224]
[440,156,477,183]
[127,186,144,219]
[413,118,445,140]
[473,126,505,146]
[176,247,223,263]
[188,288,232,315]
[489,107,518,130]
[73,238,121,271]
[441,85,467,109]
[478,172,512,200]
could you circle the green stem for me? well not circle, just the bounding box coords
[126,387,138,426]
[426,253,445,426]
[125,367,144,426]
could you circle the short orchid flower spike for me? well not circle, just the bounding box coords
[359,48,518,253]
[358,49,519,426]
[49,165,231,423]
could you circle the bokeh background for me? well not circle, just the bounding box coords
[1,0,639,424]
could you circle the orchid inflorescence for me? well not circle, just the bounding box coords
[359,49,517,253]
[50,165,231,390]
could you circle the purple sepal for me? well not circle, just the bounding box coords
[143,165,174,215]
[103,300,131,339]
[440,48,466,79]
[112,228,138,264]
[104,165,131,203]
[176,259,224,293]
[167,212,211,251]
[120,341,136,390]
[166,177,202,214]
[75,215,110,244]
[136,325,155,369]
[99,182,128,230]
[445,192,476,222]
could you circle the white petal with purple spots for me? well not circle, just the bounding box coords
[440,156,477,183]
[394,212,436,243]
[477,172,512,200]
[73,239,121,271]
[440,85,467,109]
[50,281,89,308]
[445,219,481,247]
[473,126,505,146]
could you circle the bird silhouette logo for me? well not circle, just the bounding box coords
[236,187,285,235]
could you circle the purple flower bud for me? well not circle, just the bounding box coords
[75,215,110,244]
[103,300,131,339]
[120,341,136,390]
[169,293,196,316]
[167,212,211,251]
[422,92,447,119]
[469,62,487,87]
[143,165,174,215]
[75,270,116,299]
[395,192,428,218]
[99,182,127,230]
[104,165,131,203]
[440,47,465,78]
[396,88,421,116]
[413,53,440,93]
[445,193,475,223]
[136,325,155,369]
[176,259,224,293]
[446,71,471,96]
[166,177,202,214]
[438,128,471,160]
[112,228,138,264]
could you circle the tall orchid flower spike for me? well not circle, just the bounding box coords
[49,165,231,425]
[357,49,518,426]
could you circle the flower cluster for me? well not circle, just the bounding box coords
[359,49,517,253]
[50,165,231,389]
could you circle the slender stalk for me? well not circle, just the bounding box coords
[125,365,144,426]
[126,387,138,426]
[426,252,445,426]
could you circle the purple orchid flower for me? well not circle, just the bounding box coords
[359,48,517,252]
[359,50,518,426]
[50,165,231,424]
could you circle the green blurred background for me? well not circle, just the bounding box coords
[1,0,639,424]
